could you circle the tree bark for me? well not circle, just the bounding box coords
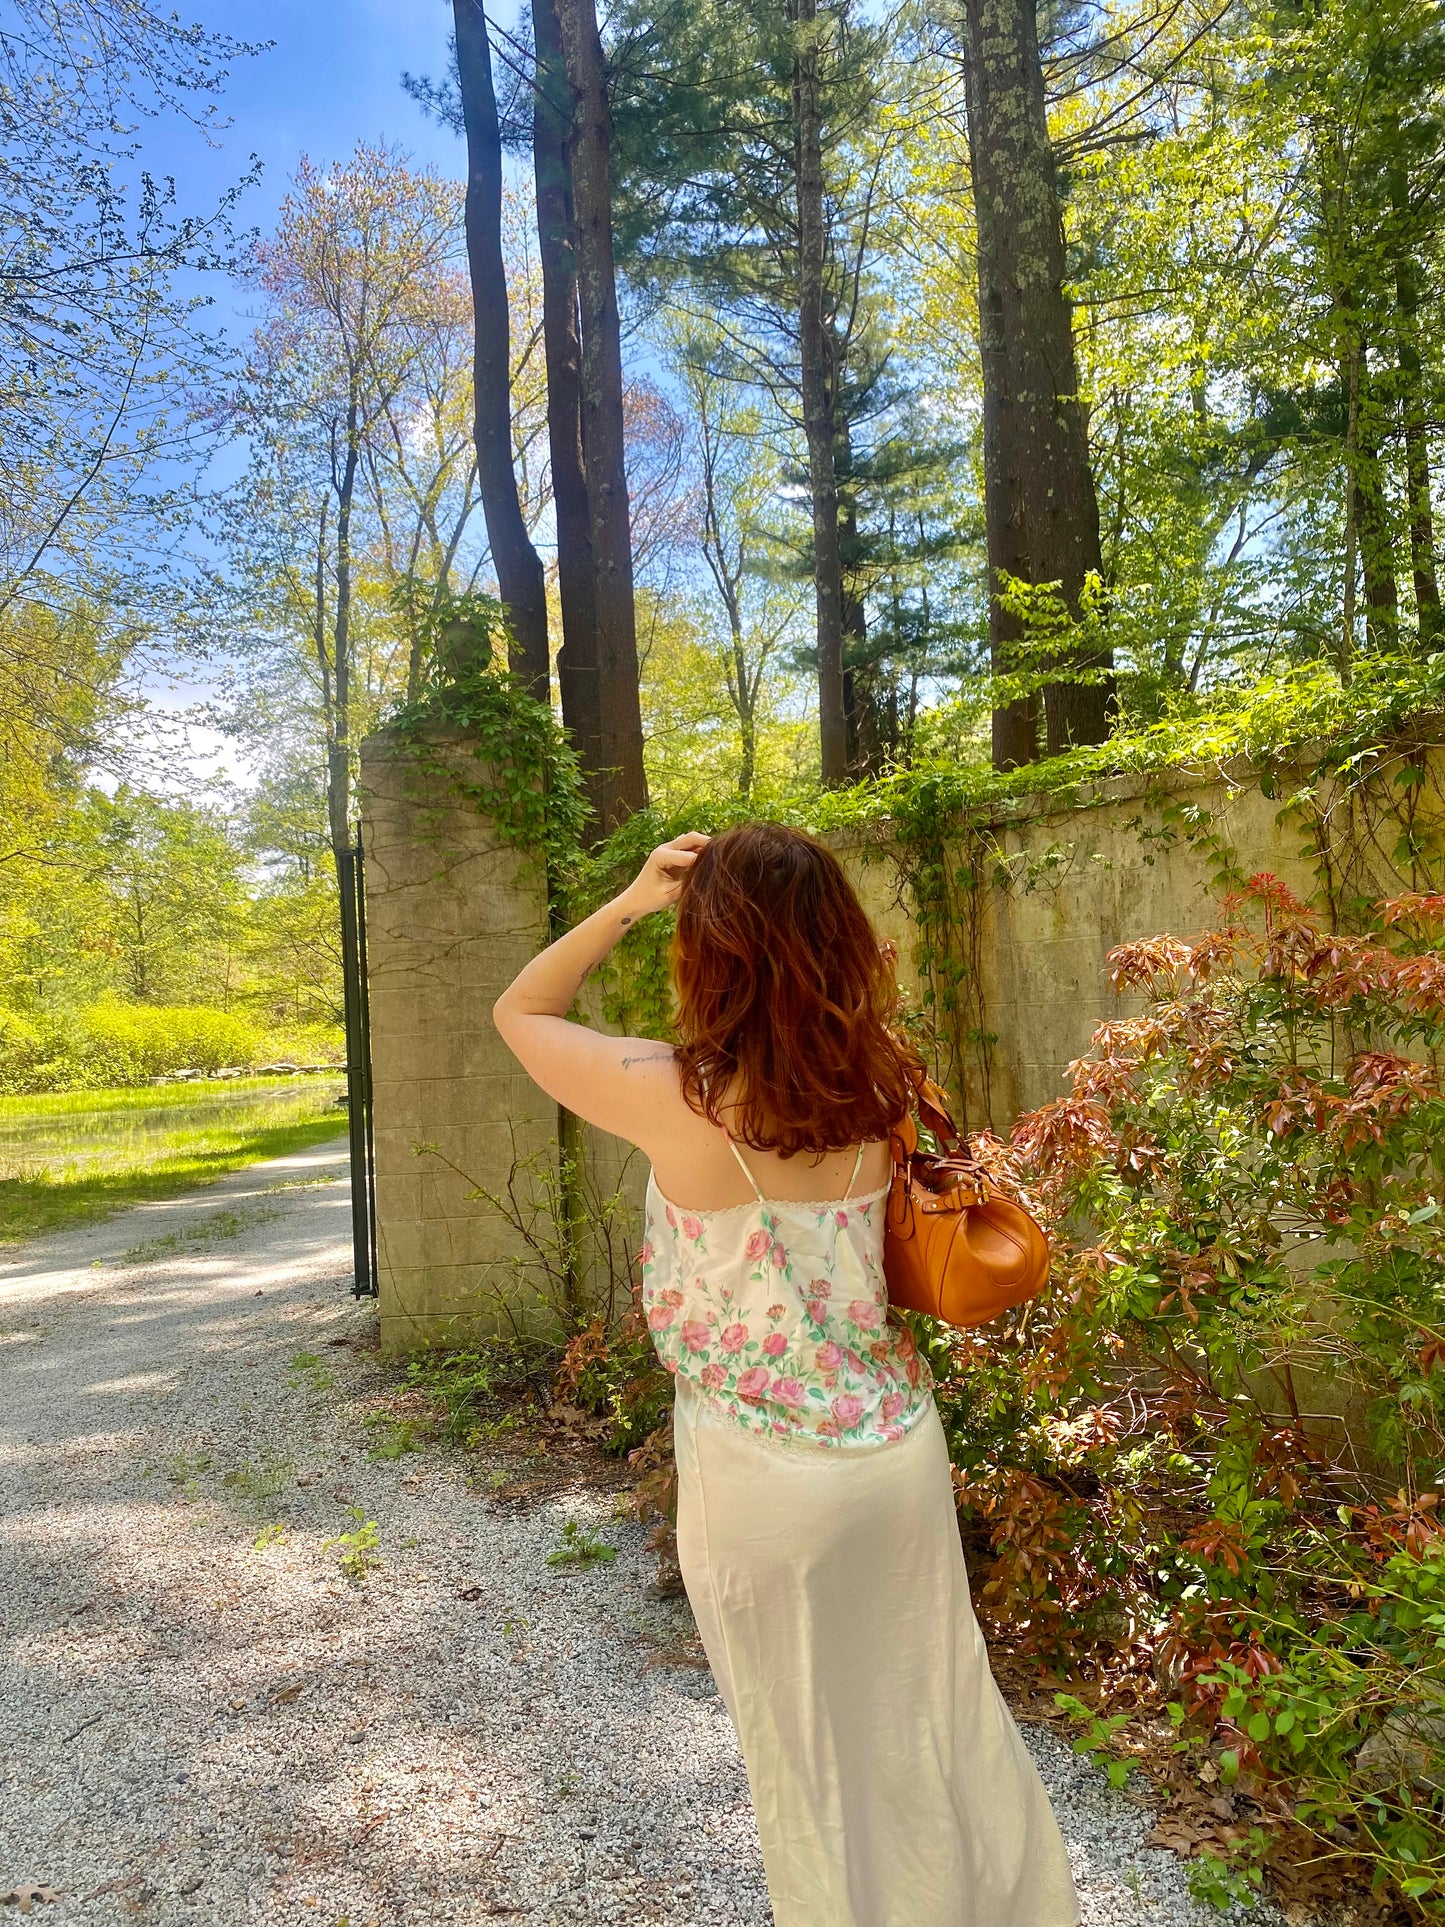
[1390,169,1440,649]
[452,0,551,697]
[556,0,648,829]
[328,394,362,858]
[960,0,1112,767]
[790,0,848,786]
[531,0,605,810]
[1353,381,1400,655]
[1339,318,1359,686]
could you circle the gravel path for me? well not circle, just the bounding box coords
[0,1141,1274,1926]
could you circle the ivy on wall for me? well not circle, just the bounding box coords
[384,647,1445,1110]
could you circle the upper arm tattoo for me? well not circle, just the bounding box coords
[619,1048,676,1070]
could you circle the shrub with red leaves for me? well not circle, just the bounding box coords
[926,876,1445,1910]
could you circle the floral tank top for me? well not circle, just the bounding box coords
[640,1137,933,1449]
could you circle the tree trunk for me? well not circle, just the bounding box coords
[556,0,648,829]
[328,396,361,858]
[960,0,1112,767]
[1354,396,1400,654]
[790,0,848,786]
[838,421,886,776]
[531,0,604,808]
[1339,322,1360,686]
[452,0,551,697]
[1390,169,1440,649]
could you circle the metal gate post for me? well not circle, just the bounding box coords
[338,822,379,1298]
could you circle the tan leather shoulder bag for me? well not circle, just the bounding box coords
[883,1072,1050,1327]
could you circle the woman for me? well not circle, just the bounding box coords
[493,822,1079,1927]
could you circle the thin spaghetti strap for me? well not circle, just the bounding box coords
[724,1134,766,1200]
[841,1142,867,1200]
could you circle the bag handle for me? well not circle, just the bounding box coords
[890,1056,988,1199]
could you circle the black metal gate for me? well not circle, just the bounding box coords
[338,822,378,1299]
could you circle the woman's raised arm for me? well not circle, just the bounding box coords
[490,832,709,1143]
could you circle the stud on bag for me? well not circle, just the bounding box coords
[884,1071,1050,1326]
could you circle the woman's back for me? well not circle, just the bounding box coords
[642,1068,893,1213]
[642,1134,931,1449]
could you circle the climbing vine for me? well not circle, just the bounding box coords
[385,586,589,897]
[387,643,1445,1131]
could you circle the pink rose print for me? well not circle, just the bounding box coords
[647,1304,675,1332]
[743,1228,771,1261]
[805,1300,828,1324]
[848,1298,883,1331]
[665,1205,677,1229]
[662,1287,685,1307]
[815,1341,843,1370]
[895,1326,916,1359]
[761,1332,787,1358]
[680,1319,710,1353]
[766,1303,785,1319]
[878,1423,905,1442]
[770,1242,788,1268]
[817,1419,841,1439]
[881,1391,906,1422]
[831,1394,865,1428]
[719,1321,749,1354]
[637,1241,653,1265]
[664,1356,679,1374]
[773,1377,807,1408]
[736,1366,771,1403]
[700,1362,726,1390]
[835,1210,849,1228]
[809,1277,832,1299]
[906,1357,921,1387]
[681,1214,704,1241]
[846,1349,867,1374]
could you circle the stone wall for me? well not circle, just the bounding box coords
[835,761,1318,1131]
[361,724,1443,1354]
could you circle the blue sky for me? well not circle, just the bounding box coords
[140,0,493,345]
[128,0,514,785]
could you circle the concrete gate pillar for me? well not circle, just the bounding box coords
[358,726,560,1357]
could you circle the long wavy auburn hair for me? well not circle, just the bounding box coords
[670,821,919,1157]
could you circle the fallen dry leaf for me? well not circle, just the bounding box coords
[1,1889,62,1915]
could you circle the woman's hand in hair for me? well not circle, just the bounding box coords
[620,832,710,921]
[492,830,710,1151]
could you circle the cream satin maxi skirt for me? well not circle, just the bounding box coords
[673,1377,1080,1927]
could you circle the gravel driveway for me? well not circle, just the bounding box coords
[0,1140,1274,1926]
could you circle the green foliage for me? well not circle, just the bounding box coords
[0,999,340,1095]
[388,642,588,894]
[555,1312,675,1457]
[942,870,1445,1909]
[221,1455,296,1520]
[1054,1695,1135,1790]
[1187,1841,1267,1913]
[286,1349,334,1392]
[364,1412,425,1460]
[402,1345,532,1447]
[325,1507,382,1583]
[545,1519,617,1569]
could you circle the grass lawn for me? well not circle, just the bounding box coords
[0,1076,350,1244]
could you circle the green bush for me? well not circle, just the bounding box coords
[944,875,1445,1908]
[0,1008,44,1086]
[0,999,343,1093]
